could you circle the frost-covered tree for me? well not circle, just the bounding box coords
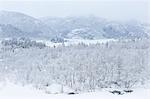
[0,38,149,92]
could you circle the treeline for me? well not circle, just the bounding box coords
[1,37,46,49]
[0,38,150,92]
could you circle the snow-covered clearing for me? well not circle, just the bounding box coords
[36,39,116,47]
[0,82,150,99]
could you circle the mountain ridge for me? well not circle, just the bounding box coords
[0,10,149,39]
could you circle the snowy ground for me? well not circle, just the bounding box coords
[0,82,150,99]
[36,39,116,47]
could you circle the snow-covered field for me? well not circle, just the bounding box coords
[36,39,116,47]
[0,82,150,99]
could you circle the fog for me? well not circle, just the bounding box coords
[0,0,149,23]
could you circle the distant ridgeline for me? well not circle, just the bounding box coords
[0,11,149,39]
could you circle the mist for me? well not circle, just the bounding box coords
[0,0,149,23]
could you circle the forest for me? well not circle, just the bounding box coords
[0,38,149,93]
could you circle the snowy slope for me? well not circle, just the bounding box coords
[0,24,24,38]
[40,16,107,39]
[40,16,149,39]
[0,11,54,38]
[0,10,149,39]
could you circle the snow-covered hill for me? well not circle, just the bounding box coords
[0,10,149,39]
[40,16,106,39]
[0,11,54,38]
[40,16,149,39]
[0,24,24,38]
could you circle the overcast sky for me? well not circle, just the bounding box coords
[0,0,149,23]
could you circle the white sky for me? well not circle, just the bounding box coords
[0,0,149,23]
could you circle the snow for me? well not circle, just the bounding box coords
[45,84,74,94]
[45,84,63,94]
[0,82,150,99]
[36,39,116,47]
[65,39,116,45]
[0,82,45,98]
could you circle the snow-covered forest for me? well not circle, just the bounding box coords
[0,0,150,98]
[0,38,150,93]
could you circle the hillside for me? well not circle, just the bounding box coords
[0,11,54,38]
[41,16,149,39]
[0,11,149,39]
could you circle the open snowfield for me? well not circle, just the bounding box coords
[36,39,116,47]
[0,82,150,99]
